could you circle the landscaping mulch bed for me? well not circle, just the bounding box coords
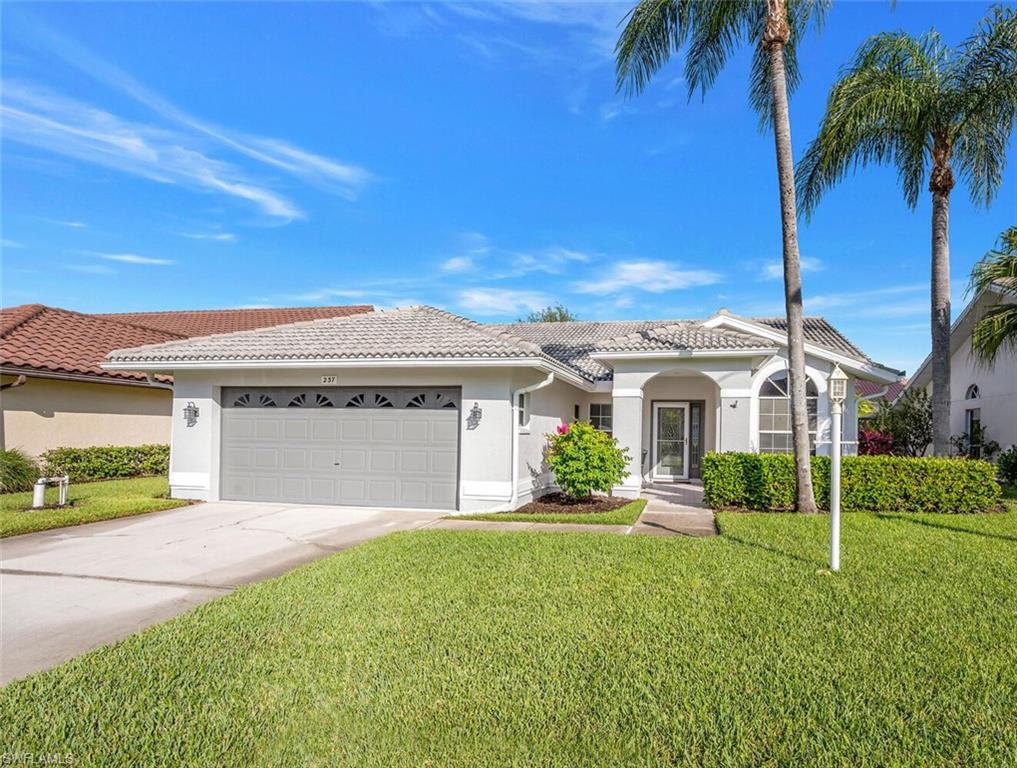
[514,493,630,516]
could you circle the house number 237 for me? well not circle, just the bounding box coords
[321,376,337,385]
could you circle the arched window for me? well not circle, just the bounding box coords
[965,384,980,400]
[758,370,818,454]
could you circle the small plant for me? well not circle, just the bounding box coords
[869,389,933,457]
[544,421,629,500]
[858,428,893,455]
[997,445,1017,485]
[0,448,40,493]
[950,422,1000,461]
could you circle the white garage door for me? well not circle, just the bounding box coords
[220,387,460,510]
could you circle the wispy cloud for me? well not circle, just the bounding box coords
[24,19,374,202]
[178,231,237,243]
[90,252,174,266]
[459,287,551,316]
[575,260,722,294]
[2,239,25,249]
[807,283,925,312]
[762,257,823,281]
[2,81,304,220]
[442,256,474,272]
[43,218,87,228]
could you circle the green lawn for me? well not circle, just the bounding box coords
[0,476,189,537]
[2,511,1015,766]
[457,498,646,525]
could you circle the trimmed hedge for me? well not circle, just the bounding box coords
[40,444,170,483]
[702,452,1001,514]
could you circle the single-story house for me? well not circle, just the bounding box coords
[105,305,901,513]
[907,282,1017,454]
[0,303,371,456]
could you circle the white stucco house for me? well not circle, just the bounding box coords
[104,306,901,513]
[907,283,1017,455]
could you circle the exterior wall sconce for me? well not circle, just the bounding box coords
[183,401,200,427]
[467,402,482,430]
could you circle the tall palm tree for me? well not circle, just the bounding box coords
[617,0,829,513]
[797,6,1017,456]
[971,226,1017,364]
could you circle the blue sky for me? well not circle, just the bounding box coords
[2,1,1015,375]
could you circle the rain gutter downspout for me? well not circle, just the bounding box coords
[510,371,555,510]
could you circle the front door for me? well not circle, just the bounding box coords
[652,402,690,481]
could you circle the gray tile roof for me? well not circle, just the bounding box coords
[754,317,869,361]
[108,306,549,364]
[489,320,774,380]
[107,305,879,382]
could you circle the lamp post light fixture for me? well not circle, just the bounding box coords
[828,364,849,571]
[183,401,200,427]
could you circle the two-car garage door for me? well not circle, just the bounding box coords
[220,387,460,510]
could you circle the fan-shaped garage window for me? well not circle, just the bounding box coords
[407,393,427,408]
[436,392,457,409]
[345,393,367,408]
[965,384,980,400]
[758,370,817,454]
[233,392,276,408]
[374,394,393,408]
[288,393,334,408]
[288,393,308,407]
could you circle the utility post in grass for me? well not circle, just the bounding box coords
[828,365,849,571]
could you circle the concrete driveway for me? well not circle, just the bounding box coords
[1,501,443,684]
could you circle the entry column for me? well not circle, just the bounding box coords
[611,388,644,498]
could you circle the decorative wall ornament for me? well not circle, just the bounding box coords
[467,402,482,430]
[183,401,200,427]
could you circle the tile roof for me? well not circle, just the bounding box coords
[1,305,181,384]
[1,303,372,385]
[753,317,869,360]
[105,306,885,384]
[855,378,906,401]
[488,320,774,380]
[108,306,553,365]
[93,305,371,337]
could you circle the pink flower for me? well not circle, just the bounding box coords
[556,422,570,435]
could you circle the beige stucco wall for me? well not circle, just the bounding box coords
[0,375,172,457]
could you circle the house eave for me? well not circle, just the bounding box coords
[1,366,173,390]
[589,347,780,361]
[102,355,597,390]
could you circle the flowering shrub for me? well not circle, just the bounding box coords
[859,428,894,455]
[545,421,629,500]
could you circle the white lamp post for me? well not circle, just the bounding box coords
[828,364,849,571]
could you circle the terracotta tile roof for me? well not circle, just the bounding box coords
[93,305,372,337]
[855,378,906,401]
[1,303,373,385]
[1,305,181,383]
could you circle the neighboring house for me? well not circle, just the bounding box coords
[907,283,1017,454]
[0,304,371,456]
[855,378,907,421]
[105,306,901,513]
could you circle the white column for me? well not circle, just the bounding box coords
[612,389,644,498]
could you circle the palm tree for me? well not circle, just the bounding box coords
[971,226,1017,364]
[797,6,1017,456]
[616,0,828,513]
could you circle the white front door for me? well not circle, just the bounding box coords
[652,401,690,481]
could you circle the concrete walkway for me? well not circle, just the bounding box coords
[433,483,717,538]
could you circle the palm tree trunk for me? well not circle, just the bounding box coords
[930,151,953,456]
[764,2,817,513]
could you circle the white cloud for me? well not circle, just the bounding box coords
[92,252,174,266]
[458,288,551,316]
[24,21,373,201]
[762,257,823,281]
[2,82,304,220]
[442,256,474,272]
[575,260,722,294]
[807,283,925,311]
[178,231,236,242]
[2,239,25,249]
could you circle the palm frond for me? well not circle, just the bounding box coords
[950,5,1017,207]
[685,1,758,103]
[615,0,694,96]
[796,31,941,218]
[969,227,1017,365]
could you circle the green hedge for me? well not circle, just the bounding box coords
[702,452,1000,514]
[40,444,170,483]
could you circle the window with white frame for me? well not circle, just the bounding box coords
[517,392,529,428]
[965,384,980,400]
[590,403,613,434]
[758,370,818,454]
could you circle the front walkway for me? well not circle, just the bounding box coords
[631,483,718,538]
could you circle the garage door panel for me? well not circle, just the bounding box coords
[221,388,460,509]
